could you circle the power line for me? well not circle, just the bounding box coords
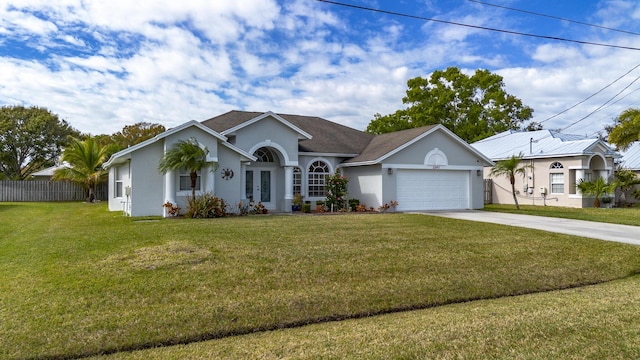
[563,74,640,131]
[315,0,640,51]
[468,0,640,37]
[540,63,640,124]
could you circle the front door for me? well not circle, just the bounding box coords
[245,169,275,209]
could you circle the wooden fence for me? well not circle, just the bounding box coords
[484,179,493,204]
[0,181,107,202]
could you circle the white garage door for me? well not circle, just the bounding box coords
[396,169,470,211]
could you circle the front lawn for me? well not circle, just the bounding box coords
[91,276,640,359]
[1,202,639,359]
[484,204,640,226]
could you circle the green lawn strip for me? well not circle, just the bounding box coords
[484,204,640,226]
[89,275,640,360]
[1,203,639,359]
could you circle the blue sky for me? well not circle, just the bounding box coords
[1,0,640,138]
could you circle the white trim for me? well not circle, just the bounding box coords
[247,141,297,166]
[382,164,484,171]
[221,111,313,140]
[104,120,256,168]
[424,148,449,166]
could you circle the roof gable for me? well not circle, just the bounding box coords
[203,111,312,140]
[104,120,255,168]
[343,124,493,166]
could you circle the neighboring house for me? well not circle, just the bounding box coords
[617,142,640,174]
[30,164,69,180]
[103,110,493,217]
[616,141,640,203]
[472,129,619,208]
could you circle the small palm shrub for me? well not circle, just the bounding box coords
[185,192,228,218]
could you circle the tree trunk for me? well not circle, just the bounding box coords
[510,175,520,210]
[190,171,198,199]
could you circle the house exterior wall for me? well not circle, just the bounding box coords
[214,145,245,209]
[130,141,164,216]
[233,116,300,164]
[486,154,616,208]
[107,161,131,213]
[342,165,382,209]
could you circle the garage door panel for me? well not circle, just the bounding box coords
[397,170,469,211]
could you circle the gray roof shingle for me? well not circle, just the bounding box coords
[201,110,374,155]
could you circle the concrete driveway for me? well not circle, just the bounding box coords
[419,210,640,246]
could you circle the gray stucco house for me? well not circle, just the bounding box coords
[104,111,493,216]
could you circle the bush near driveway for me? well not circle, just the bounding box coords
[1,202,639,359]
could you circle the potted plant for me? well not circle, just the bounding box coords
[302,200,311,213]
[292,193,303,212]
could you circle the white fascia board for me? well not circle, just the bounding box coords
[221,111,313,140]
[104,120,229,168]
[220,142,257,162]
[382,164,485,171]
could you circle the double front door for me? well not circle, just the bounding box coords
[246,168,275,208]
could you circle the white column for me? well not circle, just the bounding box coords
[241,163,247,199]
[207,164,215,193]
[284,166,293,213]
[164,170,176,217]
[284,166,293,200]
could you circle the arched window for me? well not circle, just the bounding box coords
[550,162,563,169]
[254,147,275,162]
[308,160,329,197]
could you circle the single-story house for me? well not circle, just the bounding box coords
[103,110,493,217]
[30,164,69,180]
[472,129,619,208]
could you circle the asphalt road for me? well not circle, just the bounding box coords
[419,210,640,246]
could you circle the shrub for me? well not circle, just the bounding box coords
[185,193,228,218]
[325,170,349,211]
[348,199,360,211]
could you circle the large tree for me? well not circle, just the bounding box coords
[607,108,640,150]
[367,67,534,142]
[0,105,79,179]
[112,122,166,150]
[489,153,531,210]
[53,137,113,202]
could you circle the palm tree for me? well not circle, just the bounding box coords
[53,137,112,202]
[613,168,640,207]
[158,138,217,199]
[490,153,531,210]
[577,177,615,208]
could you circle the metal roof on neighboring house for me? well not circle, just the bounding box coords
[618,142,640,170]
[471,129,618,161]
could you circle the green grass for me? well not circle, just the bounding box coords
[1,202,639,359]
[91,277,640,359]
[484,203,640,226]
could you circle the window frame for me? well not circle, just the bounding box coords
[179,168,201,192]
[307,160,329,198]
[114,166,124,198]
[293,167,302,196]
[550,173,564,194]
